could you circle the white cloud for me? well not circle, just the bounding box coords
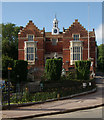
[95,24,104,45]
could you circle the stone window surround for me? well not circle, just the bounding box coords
[24,41,37,64]
[70,40,83,65]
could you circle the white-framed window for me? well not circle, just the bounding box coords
[73,34,80,41]
[28,35,34,41]
[73,47,82,60]
[52,38,58,45]
[27,47,34,61]
[70,41,83,65]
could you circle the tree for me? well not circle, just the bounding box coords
[97,44,104,71]
[2,55,14,78]
[2,23,20,60]
[13,60,28,84]
[2,56,28,84]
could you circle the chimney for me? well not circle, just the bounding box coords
[20,26,23,30]
[63,27,65,32]
[43,27,45,31]
[29,20,32,23]
[75,19,78,22]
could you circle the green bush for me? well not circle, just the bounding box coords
[97,44,104,72]
[75,60,91,80]
[66,71,75,80]
[13,60,28,84]
[45,59,62,81]
[2,57,28,84]
[2,55,14,78]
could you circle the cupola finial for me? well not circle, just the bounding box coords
[55,14,56,19]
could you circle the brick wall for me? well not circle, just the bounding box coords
[18,19,96,71]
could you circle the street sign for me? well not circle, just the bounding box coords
[8,67,12,70]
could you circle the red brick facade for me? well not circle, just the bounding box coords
[18,19,97,70]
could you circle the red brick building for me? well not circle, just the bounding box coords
[18,17,97,71]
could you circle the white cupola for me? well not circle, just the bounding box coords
[52,15,59,35]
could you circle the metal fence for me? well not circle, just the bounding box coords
[2,79,96,107]
[2,83,41,106]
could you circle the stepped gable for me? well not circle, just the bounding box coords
[64,19,88,37]
[19,20,43,37]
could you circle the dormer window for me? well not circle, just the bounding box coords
[28,35,34,41]
[73,34,80,40]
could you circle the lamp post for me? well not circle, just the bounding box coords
[8,65,12,110]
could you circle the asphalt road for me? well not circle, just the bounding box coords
[32,107,103,119]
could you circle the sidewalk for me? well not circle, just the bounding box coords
[2,74,104,119]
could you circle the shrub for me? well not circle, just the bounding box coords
[2,55,14,78]
[13,60,28,84]
[2,57,28,84]
[75,60,91,80]
[45,59,62,81]
[66,71,75,80]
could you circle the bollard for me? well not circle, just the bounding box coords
[57,93,60,99]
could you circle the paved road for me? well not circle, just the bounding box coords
[2,73,104,119]
[35,107,103,118]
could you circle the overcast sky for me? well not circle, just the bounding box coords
[1,1,103,45]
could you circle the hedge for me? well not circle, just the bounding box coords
[75,60,91,80]
[45,59,62,81]
[2,56,28,84]
[13,60,28,84]
[2,55,14,78]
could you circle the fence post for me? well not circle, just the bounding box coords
[8,66,12,110]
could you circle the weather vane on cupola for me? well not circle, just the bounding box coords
[52,14,59,35]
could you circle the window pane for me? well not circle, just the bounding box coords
[26,47,34,61]
[31,48,34,53]
[30,54,34,60]
[52,39,57,45]
[72,47,82,60]
[28,35,33,41]
[73,34,79,40]
[27,54,28,60]
[27,48,28,53]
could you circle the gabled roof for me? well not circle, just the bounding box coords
[69,19,87,31]
[64,19,95,37]
[64,19,89,37]
[18,20,43,37]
